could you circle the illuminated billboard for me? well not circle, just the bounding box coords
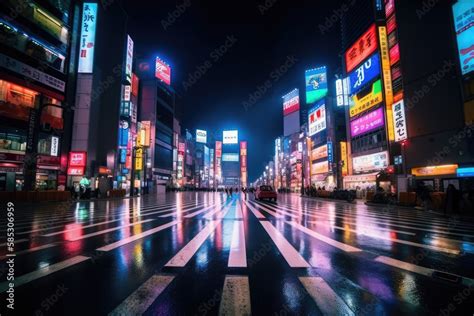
[350,107,385,138]
[392,100,408,142]
[196,129,207,144]
[125,35,134,83]
[78,3,98,73]
[222,153,239,162]
[453,0,474,76]
[223,130,238,144]
[348,53,381,95]
[345,24,378,73]
[311,161,329,175]
[305,67,328,104]
[350,79,383,117]
[155,57,171,85]
[282,89,300,116]
[352,151,389,174]
[308,100,326,136]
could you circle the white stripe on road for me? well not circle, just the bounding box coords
[255,202,299,219]
[96,220,179,252]
[243,201,266,219]
[249,202,285,219]
[374,256,434,277]
[66,219,156,242]
[259,221,310,268]
[204,204,231,220]
[184,204,223,218]
[306,220,416,237]
[235,201,243,219]
[0,255,90,293]
[299,276,355,316]
[165,207,230,267]
[219,276,251,316]
[286,221,363,253]
[108,274,175,316]
[228,220,247,267]
[159,204,214,218]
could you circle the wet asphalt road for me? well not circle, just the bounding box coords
[0,192,474,315]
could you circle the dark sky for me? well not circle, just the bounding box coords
[124,0,344,183]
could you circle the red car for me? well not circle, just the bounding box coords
[255,185,277,202]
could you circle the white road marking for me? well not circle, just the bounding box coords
[0,255,90,293]
[374,256,434,277]
[185,204,223,218]
[219,276,251,316]
[243,201,266,219]
[165,207,230,267]
[249,202,285,219]
[158,204,214,218]
[108,274,175,316]
[228,220,247,267]
[286,221,363,253]
[96,220,179,252]
[235,201,243,219]
[299,276,355,316]
[259,221,310,268]
[306,220,416,236]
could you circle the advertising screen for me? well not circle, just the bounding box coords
[348,53,381,95]
[222,153,239,162]
[350,107,385,138]
[308,100,326,136]
[352,151,389,174]
[78,3,98,73]
[305,67,328,104]
[345,24,378,73]
[155,57,171,85]
[282,89,300,116]
[196,129,207,144]
[223,130,238,144]
[452,0,474,76]
[350,79,383,117]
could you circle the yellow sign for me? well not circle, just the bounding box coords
[311,161,329,175]
[135,147,143,171]
[378,26,395,141]
[340,142,348,176]
[411,164,458,177]
[350,79,383,117]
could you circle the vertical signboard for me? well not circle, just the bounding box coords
[340,142,348,176]
[282,89,300,116]
[125,35,134,83]
[78,3,98,73]
[215,141,222,182]
[155,57,171,85]
[308,100,326,136]
[378,26,395,141]
[392,100,408,142]
[240,141,247,187]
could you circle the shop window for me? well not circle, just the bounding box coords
[0,20,66,72]
[0,80,40,121]
[41,97,63,130]
[0,128,27,152]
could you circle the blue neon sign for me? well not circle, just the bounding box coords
[348,53,381,95]
[457,167,474,178]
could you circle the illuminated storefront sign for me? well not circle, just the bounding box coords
[240,141,247,186]
[305,67,328,104]
[452,0,474,76]
[135,147,143,171]
[389,43,400,66]
[123,85,131,101]
[78,3,98,73]
[352,151,389,174]
[155,57,171,85]
[282,89,300,116]
[119,120,129,147]
[350,79,383,117]
[340,142,348,176]
[345,24,378,73]
[131,73,139,96]
[311,161,329,174]
[125,35,134,83]
[392,100,408,142]
[457,167,474,177]
[412,164,458,177]
[196,129,207,144]
[311,145,328,161]
[222,153,239,162]
[379,26,395,141]
[50,136,59,156]
[350,107,385,137]
[138,121,151,147]
[348,53,381,95]
[308,100,326,136]
[223,130,238,144]
[67,151,87,176]
[327,141,333,164]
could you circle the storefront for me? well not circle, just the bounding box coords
[411,164,459,192]
[343,173,379,198]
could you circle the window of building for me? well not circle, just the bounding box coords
[0,80,40,121]
[351,129,387,154]
[0,128,27,152]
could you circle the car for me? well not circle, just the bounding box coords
[255,185,277,202]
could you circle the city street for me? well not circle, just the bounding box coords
[1,193,473,315]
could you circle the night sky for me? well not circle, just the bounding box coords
[124,0,344,183]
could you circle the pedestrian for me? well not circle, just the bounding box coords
[230,187,233,196]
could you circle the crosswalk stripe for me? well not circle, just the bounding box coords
[228,220,247,267]
[306,220,416,236]
[374,256,433,277]
[0,255,90,293]
[108,274,175,315]
[249,202,285,219]
[286,221,363,253]
[185,204,223,218]
[218,276,251,316]
[165,206,230,267]
[158,203,215,218]
[259,221,310,268]
[96,220,179,252]
[235,201,243,219]
[299,276,355,316]
[242,201,266,219]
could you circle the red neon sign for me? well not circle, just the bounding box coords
[345,24,378,73]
